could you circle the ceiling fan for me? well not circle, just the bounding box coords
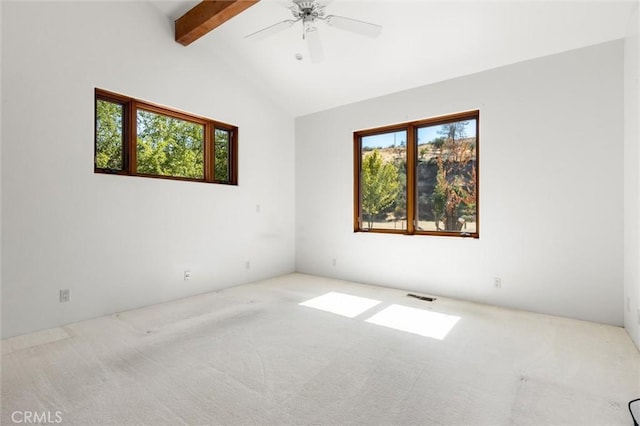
[245,0,382,63]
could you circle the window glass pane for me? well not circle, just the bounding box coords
[360,130,407,230]
[214,128,230,182]
[416,119,477,233]
[95,100,124,170]
[136,109,204,179]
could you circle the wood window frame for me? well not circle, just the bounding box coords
[94,88,238,185]
[354,110,479,238]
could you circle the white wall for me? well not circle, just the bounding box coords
[0,0,3,340]
[624,3,640,349]
[296,41,625,326]
[1,1,296,338]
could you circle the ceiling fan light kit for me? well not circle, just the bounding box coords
[245,0,382,63]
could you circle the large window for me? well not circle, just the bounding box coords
[354,110,479,238]
[95,88,237,184]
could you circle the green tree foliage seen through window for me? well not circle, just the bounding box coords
[136,110,204,179]
[214,129,229,182]
[361,149,400,229]
[95,100,124,170]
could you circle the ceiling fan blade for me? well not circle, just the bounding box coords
[305,27,324,64]
[245,19,297,40]
[324,15,382,38]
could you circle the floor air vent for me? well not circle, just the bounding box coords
[407,293,436,302]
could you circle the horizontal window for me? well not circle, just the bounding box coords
[354,110,479,238]
[95,88,237,184]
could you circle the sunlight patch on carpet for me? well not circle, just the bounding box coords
[299,292,382,318]
[365,304,460,340]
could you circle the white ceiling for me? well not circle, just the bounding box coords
[150,0,637,116]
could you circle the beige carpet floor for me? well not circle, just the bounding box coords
[2,273,639,425]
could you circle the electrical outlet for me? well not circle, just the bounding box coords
[245,261,251,270]
[628,296,631,313]
[332,258,337,267]
[637,308,640,325]
[59,289,70,303]
[494,277,502,289]
[184,270,191,281]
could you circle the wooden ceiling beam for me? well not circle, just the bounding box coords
[175,0,260,46]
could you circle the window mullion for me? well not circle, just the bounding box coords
[406,125,416,234]
[205,123,213,182]
[128,101,138,175]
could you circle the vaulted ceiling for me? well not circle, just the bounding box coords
[150,0,636,117]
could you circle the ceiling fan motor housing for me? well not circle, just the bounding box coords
[291,1,326,23]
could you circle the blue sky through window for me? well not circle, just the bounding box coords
[362,120,476,150]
